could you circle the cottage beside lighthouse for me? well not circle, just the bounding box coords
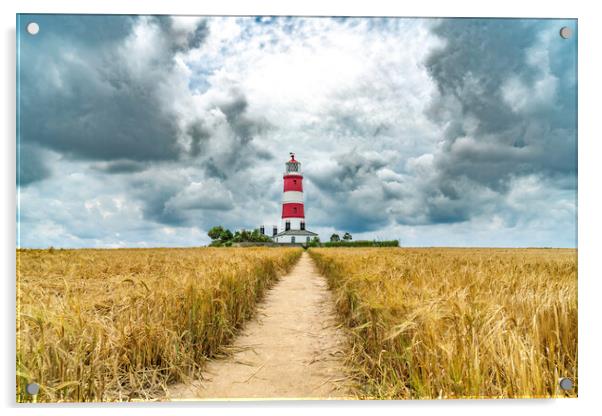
[265,153,318,244]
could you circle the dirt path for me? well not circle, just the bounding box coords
[167,251,351,400]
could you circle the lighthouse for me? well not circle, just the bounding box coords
[271,153,318,244]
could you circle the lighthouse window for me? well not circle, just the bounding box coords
[285,221,290,231]
[291,236,296,243]
[300,222,305,230]
[293,179,297,184]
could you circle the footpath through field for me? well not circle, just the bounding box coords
[167,251,351,400]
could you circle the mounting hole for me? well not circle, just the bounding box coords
[559,26,572,39]
[26,22,40,35]
[559,377,574,391]
[26,382,40,395]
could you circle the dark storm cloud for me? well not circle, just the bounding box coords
[17,143,52,186]
[17,15,214,187]
[125,167,237,228]
[221,95,259,143]
[307,151,395,233]
[198,91,273,180]
[128,171,189,226]
[308,150,389,193]
[420,18,577,223]
[17,14,271,232]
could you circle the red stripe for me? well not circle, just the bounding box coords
[283,175,303,192]
[282,203,305,218]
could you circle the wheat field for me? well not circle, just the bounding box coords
[16,247,302,402]
[309,247,577,399]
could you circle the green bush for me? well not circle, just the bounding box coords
[307,236,321,248]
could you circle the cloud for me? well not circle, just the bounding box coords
[18,16,267,173]
[20,16,184,163]
[308,150,390,194]
[165,180,234,211]
[92,160,149,174]
[196,88,274,179]
[17,16,577,248]
[306,150,410,232]
[413,18,578,226]
[17,143,53,186]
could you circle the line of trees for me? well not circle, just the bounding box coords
[208,226,272,247]
[207,226,398,248]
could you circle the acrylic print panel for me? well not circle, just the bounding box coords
[16,14,577,402]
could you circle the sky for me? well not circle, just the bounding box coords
[17,15,577,248]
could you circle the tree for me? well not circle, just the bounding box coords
[343,232,352,241]
[330,233,340,242]
[208,226,273,246]
[208,226,225,241]
[308,236,321,247]
[219,229,233,242]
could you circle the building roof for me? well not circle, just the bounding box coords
[273,229,318,237]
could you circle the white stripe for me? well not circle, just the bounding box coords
[282,191,304,203]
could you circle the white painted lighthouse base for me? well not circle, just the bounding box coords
[272,229,318,244]
[274,234,310,244]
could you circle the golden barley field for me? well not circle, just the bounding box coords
[309,247,577,399]
[16,247,302,402]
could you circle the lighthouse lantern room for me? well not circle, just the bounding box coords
[270,153,318,244]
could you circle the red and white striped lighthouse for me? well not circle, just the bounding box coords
[272,153,318,244]
[281,153,305,231]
